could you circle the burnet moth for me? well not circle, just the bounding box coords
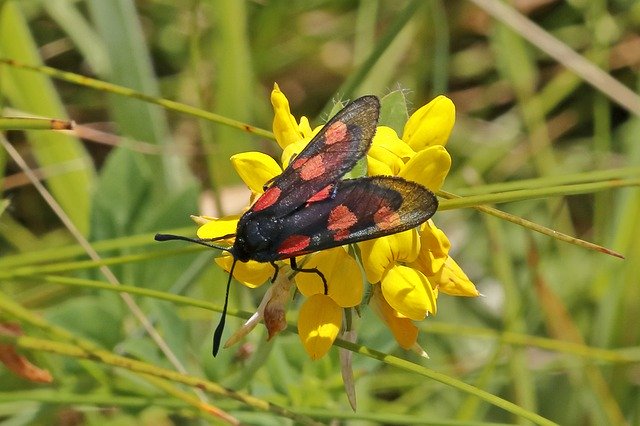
[155,95,438,356]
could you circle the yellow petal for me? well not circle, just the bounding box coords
[359,230,421,283]
[390,229,421,263]
[366,155,394,176]
[214,254,273,288]
[295,248,363,307]
[368,126,415,176]
[197,215,240,240]
[434,256,480,297]
[372,126,415,160]
[298,294,342,360]
[402,95,455,151]
[413,220,451,276]
[358,237,390,283]
[370,286,418,349]
[298,116,313,138]
[380,265,436,320]
[271,83,303,149]
[398,145,451,192]
[367,145,404,175]
[280,123,324,168]
[280,137,311,170]
[230,152,282,194]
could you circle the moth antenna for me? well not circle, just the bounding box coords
[212,257,237,356]
[154,233,232,252]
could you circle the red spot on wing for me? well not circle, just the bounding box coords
[306,184,334,204]
[292,157,306,169]
[373,204,401,230]
[278,235,311,256]
[299,155,325,181]
[324,121,348,145]
[327,205,358,232]
[253,186,281,212]
[333,229,351,241]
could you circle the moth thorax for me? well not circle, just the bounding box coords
[234,215,278,261]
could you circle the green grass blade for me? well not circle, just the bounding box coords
[0,1,95,234]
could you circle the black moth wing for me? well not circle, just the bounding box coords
[247,95,380,218]
[265,176,438,260]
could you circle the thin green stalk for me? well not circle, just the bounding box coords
[0,117,73,130]
[142,375,239,425]
[440,179,640,210]
[24,274,222,313]
[0,286,225,419]
[0,390,187,408]
[3,320,552,426]
[0,227,195,268]
[334,341,558,426]
[454,167,640,197]
[0,58,273,139]
[291,407,515,425]
[4,175,630,277]
[0,246,204,280]
[13,273,639,425]
[5,334,322,426]
[18,274,640,365]
[438,189,625,258]
[5,166,634,269]
[0,288,94,346]
[424,322,640,364]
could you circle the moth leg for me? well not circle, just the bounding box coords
[290,257,328,294]
[262,176,277,192]
[270,261,280,283]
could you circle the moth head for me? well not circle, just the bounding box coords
[234,216,279,261]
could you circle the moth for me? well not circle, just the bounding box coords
[156,95,438,355]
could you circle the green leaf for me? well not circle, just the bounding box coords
[86,0,187,190]
[91,146,200,291]
[46,295,123,347]
[379,90,410,134]
[42,0,109,74]
[0,1,95,234]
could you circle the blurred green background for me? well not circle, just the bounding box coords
[1,0,639,425]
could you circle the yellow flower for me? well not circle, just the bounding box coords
[402,95,456,150]
[357,94,477,350]
[298,294,342,360]
[295,247,363,359]
[367,126,415,175]
[229,152,281,194]
[370,285,417,350]
[196,85,477,358]
[360,230,437,321]
[271,83,305,149]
